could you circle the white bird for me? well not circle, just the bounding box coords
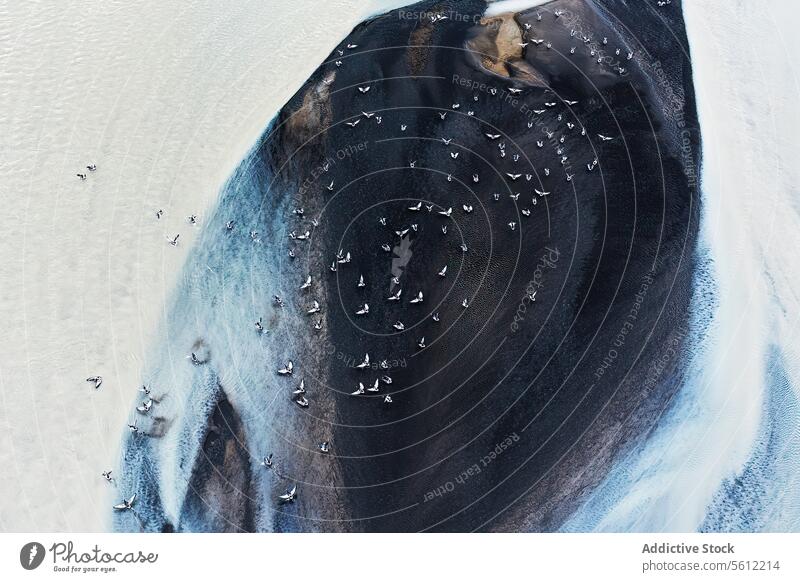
[508,88,522,95]
[261,454,273,468]
[531,39,544,45]
[485,133,500,140]
[393,321,405,331]
[384,394,393,404]
[136,399,153,413]
[319,441,331,453]
[441,137,452,145]
[167,234,180,246]
[508,221,517,231]
[418,337,426,348]
[400,124,407,131]
[565,99,578,105]
[432,312,440,322]
[410,291,424,304]
[102,471,113,482]
[441,225,448,235]
[307,300,320,315]
[506,173,522,181]
[327,180,335,191]
[356,303,369,315]
[438,112,447,120]
[450,152,459,159]
[462,298,470,308]
[293,380,306,395]
[408,201,422,211]
[598,134,613,141]
[86,376,103,389]
[113,494,136,511]
[463,204,473,213]
[358,275,365,288]
[362,111,374,118]
[387,288,402,301]
[535,189,551,196]
[438,266,447,277]
[345,119,361,127]
[438,207,452,217]
[358,86,371,94]
[300,275,312,290]
[278,361,294,375]
[351,382,366,395]
[356,354,370,369]
[278,485,297,503]
[367,379,380,392]
[473,174,479,183]
[518,42,529,48]
[566,173,574,182]
[295,396,309,408]
[460,243,468,252]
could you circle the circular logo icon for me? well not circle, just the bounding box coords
[20,542,46,570]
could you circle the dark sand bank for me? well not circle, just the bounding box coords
[116,0,700,532]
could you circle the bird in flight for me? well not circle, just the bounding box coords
[113,494,136,511]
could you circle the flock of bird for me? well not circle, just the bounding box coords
[87,6,633,518]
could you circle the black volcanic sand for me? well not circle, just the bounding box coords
[119,0,701,532]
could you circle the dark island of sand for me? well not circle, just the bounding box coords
[115,0,701,532]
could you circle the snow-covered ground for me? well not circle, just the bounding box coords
[0,0,409,532]
[564,0,800,532]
